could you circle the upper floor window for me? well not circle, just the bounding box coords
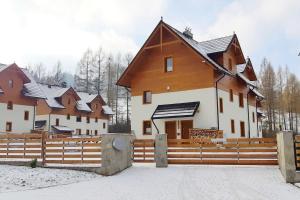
[143,120,152,135]
[95,104,98,109]
[252,112,255,123]
[103,122,106,129]
[76,115,82,122]
[24,111,29,121]
[55,118,59,126]
[239,93,244,108]
[95,117,98,123]
[8,80,13,88]
[229,89,234,102]
[67,114,70,120]
[231,119,235,134]
[165,57,173,72]
[95,130,98,135]
[86,129,90,135]
[219,98,223,113]
[68,98,71,105]
[76,129,81,135]
[143,91,152,104]
[7,101,13,110]
[240,121,245,137]
[87,116,90,124]
[228,58,233,71]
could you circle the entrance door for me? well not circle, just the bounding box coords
[181,120,193,139]
[165,121,177,139]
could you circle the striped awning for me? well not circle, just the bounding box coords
[152,101,200,119]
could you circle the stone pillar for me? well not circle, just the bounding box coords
[155,134,168,168]
[277,132,300,183]
[99,133,135,176]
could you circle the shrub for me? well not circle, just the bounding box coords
[30,158,38,168]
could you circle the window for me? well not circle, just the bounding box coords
[95,117,98,123]
[103,123,106,129]
[76,116,82,122]
[228,58,232,71]
[240,121,245,137]
[55,118,59,126]
[8,80,13,88]
[86,129,90,135]
[67,114,70,120]
[95,104,98,109]
[231,119,235,134]
[229,89,233,102]
[6,122,12,132]
[252,112,255,123]
[86,116,90,123]
[143,121,152,135]
[239,93,244,107]
[7,101,13,110]
[95,130,98,135]
[219,98,223,113]
[165,57,173,72]
[143,91,152,104]
[76,129,81,135]
[68,98,71,105]
[24,111,29,121]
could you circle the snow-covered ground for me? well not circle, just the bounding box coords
[0,165,98,193]
[0,164,300,200]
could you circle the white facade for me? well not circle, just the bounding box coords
[131,88,261,139]
[0,103,35,133]
[36,114,108,135]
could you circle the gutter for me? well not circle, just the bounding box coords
[215,73,226,130]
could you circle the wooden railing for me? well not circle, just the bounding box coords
[167,138,277,165]
[295,135,300,170]
[133,139,155,163]
[0,133,101,166]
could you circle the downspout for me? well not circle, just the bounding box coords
[255,98,259,137]
[247,88,251,138]
[151,109,159,134]
[48,113,51,132]
[33,105,36,130]
[215,73,226,130]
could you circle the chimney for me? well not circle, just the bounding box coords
[183,27,193,39]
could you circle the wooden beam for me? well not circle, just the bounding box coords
[160,25,163,52]
[144,40,181,50]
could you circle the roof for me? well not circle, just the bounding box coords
[77,92,98,103]
[76,100,92,112]
[152,101,200,119]
[250,88,265,99]
[198,35,235,54]
[0,63,8,72]
[52,125,74,132]
[102,105,114,115]
[237,72,257,88]
[38,84,68,109]
[21,68,46,99]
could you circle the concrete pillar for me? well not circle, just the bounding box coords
[155,134,168,168]
[277,132,300,183]
[99,133,135,176]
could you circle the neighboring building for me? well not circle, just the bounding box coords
[117,20,264,139]
[35,84,113,135]
[0,63,45,133]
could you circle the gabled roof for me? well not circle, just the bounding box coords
[236,72,257,88]
[38,84,69,109]
[198,35,235,54]
[102,105,114,115]
[237,58,257,80]
[0,63,31,83]
[21,68,46,99]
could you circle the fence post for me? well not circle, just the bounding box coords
[277,131,300,183]
[155,134,168,168]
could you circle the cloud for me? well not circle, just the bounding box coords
[0,0,166,72]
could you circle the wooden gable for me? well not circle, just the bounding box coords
[242,59,257,81]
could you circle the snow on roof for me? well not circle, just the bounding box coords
[237,63,247,73]
[198,35,234,54]
[102,105,114,115]
[76,100,92,112]
[0,63,8,73]
[77,92,98,103]
[21,68,46,99]
[251,88,265,99]
[164,23,233,76]
[38,84,66,109]
[237,72,257,88]
[52,125,74,132]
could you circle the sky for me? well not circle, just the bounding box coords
[0,0,299,76]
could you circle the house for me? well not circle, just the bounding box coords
[0,63,46,133]
[35,84,113,136]
[117,20,264,139]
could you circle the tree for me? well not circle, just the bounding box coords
[93,47,105,95]
[75,49,95,93]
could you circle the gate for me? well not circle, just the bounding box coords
[167,138,277,165]
[295,135,300,170]
[133,139,155,163]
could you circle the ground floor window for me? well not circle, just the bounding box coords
[76,129,81,135]
[240,121,245,137]
[95,130,98,135]
[103,122,106,129]
[67,114,70,120]
[143,120,152,135]
[86,129,90,135]
[55,118,59,126]
[24,111,29,120]
[6,122,12,132]
[231,119,235,133]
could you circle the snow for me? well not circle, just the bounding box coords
[1,164,300,200]
[0,165,98,193]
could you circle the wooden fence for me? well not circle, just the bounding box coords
[0,133,101,165]
[295,135,300,170]
[133,139,155,163]
[167,138,278,165]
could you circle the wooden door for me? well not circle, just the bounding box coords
[181,120,193,139]
[165,121,177,139]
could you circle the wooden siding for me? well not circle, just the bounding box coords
[131,42,215,96]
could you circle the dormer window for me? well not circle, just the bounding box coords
[165,57,173,72]
[8,80,13,88]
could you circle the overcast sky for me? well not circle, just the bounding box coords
[0,0,299,76]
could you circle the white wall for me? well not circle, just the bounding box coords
[131,88,217,139]
[131,88,261,139]
[36,114,108,135]
[0,103,35,133]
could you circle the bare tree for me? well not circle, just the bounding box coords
[93,47,105,95]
